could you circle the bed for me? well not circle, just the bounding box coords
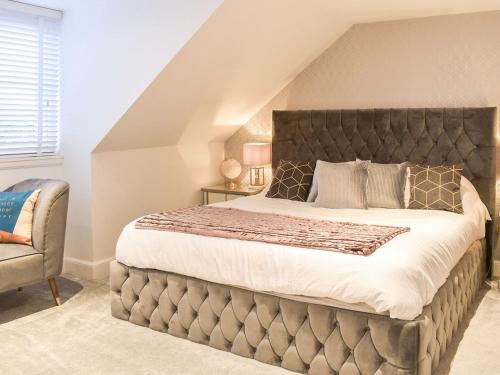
[110,107,496,375]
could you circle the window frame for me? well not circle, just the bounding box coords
[0,0,63,162]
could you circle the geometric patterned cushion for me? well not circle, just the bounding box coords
[266,160,314,201]
[408,164,463,213]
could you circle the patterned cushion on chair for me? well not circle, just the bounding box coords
[0,190,40,245]
[266,160,314,201]
[408,164,463,213]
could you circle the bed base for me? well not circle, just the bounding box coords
[110,240,485,375]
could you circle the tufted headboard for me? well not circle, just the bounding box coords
[272,108,497,269]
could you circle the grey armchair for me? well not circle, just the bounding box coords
[0,179,69,305]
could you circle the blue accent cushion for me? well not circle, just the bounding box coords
[0,190,40,245]
[0,191,34,232]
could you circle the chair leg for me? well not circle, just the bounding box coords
[48,277,61,306]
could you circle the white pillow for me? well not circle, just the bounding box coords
[257,184,271,196]
[404,169,490,220]
[461,176,491,222]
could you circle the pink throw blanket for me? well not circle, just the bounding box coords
[135,206,409,256]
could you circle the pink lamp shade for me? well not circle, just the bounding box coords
[243,142,271,166]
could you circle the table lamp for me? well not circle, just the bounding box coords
[243,142,271,187]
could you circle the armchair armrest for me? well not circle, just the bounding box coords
[5,179,69,278]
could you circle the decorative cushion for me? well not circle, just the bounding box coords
[306,160,356,202]
[366,162,407,208]
[0,190,40,245]
[266,160,314,201]
[408,165,463,213]
[313,162,367,209]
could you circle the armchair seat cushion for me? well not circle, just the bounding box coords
[0,244,38,261]
[0,244,43,293]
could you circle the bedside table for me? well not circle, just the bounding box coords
[201,184,264,205]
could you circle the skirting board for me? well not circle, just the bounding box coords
[63,256,114,280]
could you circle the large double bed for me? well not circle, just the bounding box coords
[110,107,496,375]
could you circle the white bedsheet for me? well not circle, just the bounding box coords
[116,195,486,320]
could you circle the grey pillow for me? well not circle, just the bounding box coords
[307,160,356,202]
[366,162,407,208]
[313,162,367,209]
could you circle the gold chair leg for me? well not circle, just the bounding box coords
[48,277,61,306]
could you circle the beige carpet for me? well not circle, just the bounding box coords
[0,276,499,375]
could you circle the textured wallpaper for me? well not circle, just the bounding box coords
[225,11,500,184]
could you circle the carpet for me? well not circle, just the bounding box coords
[0,276,499,375]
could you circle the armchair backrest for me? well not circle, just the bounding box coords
[4,179,70,277]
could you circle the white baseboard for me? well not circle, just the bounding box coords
[493,260,500,278]
[63,256,114,280]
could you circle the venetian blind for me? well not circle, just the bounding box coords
[0,2,61,156]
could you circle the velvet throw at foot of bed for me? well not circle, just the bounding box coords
[135,206,410,256]
[110,240,485,375]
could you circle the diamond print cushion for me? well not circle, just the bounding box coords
[408,164,463,213]
[266,160,314,201]
[313,162,368,209]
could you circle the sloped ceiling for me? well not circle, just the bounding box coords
[95,0,500,152]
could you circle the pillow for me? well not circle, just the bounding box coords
[0,190,40,245]
[306,160,356,202]
[366,162,407,208]
[266,160,314,201]
[404,171,489,218]
[257,184,271,196]
[407,164,463,213]
[461,176,491,223]
[313,162,367,209]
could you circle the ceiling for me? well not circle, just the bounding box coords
[95,0,500,151]
[18,0,500,152]
[24,0,500,18]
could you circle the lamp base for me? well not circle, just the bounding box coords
[226,181,237,190]
[249,167,265,187]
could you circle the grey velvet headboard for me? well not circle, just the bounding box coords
[272,108,497,270]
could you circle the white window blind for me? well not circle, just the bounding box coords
[0,3,61,157]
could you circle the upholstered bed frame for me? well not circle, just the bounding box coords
[111,107,496,375]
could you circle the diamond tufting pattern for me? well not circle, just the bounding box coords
[272,108,496,218]
[111,240,485,375]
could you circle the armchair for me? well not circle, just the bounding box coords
[0,179,69,305]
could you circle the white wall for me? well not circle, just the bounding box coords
[90,143,223,278]
[60,0,222,276]
[0,161,63,191]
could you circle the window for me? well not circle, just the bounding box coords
[0,1,62,157]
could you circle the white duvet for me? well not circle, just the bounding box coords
[116,180,488,320]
